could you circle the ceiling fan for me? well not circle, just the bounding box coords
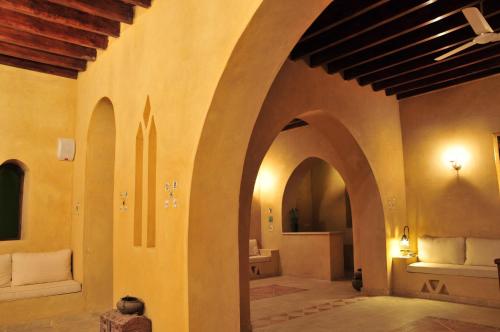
[435,7,500,61]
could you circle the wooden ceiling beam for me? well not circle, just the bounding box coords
[397,67,500,99]
[120,0,151,8]
[372,44,500,90]
[0,54,77,78]
[387,57,500,95]
[0,41,86,70]
[300,0,389,41]
[0,0,120,37]
[338,12,500,78]
[47,0,134,24]
[0,8,108,49]
[357,43,495,86]
[0,26,96,60]
[292,0,433,60]
[342,2,500,79]
[310,0,477,66]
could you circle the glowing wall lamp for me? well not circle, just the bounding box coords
[443,146,469,173]
[256,169,275,193]
[400,225,410,256]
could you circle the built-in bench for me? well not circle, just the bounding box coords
[0,249,81,302]
[407,262,498,279]
[249,239,280,279]
[392,236,500,307]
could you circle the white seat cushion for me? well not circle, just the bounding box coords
[465,238,500,267]
[418,236,465,264]
[249,255,271,263]
[0,254,11,287]
[249,239,260,257]
[0,280,81,302]
[12,249,72,286]
[407,262,498,279]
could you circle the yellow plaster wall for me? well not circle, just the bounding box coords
[249,60,407,288]
[400,74,500,243]
[0,65,75,254]
[0,65,80,324]
[69,1,263,331]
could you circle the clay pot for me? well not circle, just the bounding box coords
[352,268,363,291]
[117,296,144,315]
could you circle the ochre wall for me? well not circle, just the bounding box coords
[400,74,500,244]
[245,60,407,290]
[0,65,81,324]
[0,65,75,254]
[69,1,264,331]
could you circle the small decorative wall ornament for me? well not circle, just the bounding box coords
[268,207,274,231]
[120,191,128,211]
[164,180,178,208]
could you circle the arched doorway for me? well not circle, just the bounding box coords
[188,1,398,331]
[84,97,116,310]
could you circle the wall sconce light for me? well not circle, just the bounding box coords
[449,160,462,172]
[444,146,469,173]
[400,225,410,256]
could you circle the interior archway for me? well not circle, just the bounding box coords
[84,97,116,311]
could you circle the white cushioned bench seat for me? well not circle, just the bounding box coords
[0,280,81,302]
[249,255,272,263]
[408,262,498,279]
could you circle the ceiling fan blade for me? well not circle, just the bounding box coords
[463,7,494,35]
[435,41,477,61]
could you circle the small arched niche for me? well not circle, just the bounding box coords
[282,157,351,234]
[84,97,116,310]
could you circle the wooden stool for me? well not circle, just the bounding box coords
[100,310,152,332]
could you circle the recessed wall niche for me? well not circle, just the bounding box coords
[133,97,157,248]
[134,126,144,246]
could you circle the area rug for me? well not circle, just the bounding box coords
[250,284,307,301]
[392,316,500,332]
[251,296,368,329]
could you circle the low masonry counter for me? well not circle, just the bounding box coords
[281,232,344,280]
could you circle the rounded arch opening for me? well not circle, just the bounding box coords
[187,1,390,331]
[84,97,116,311]
[281,156,349,234]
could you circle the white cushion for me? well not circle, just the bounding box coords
[418,236,465,265]
[465,237,500,267]
[249,255,272,264]
[0,280,81,302]
[407,262,498,279]
[12,249,72,286]
[0,254,11,287]
[249,239,260,257]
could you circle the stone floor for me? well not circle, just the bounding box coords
[3,276,500,331]
[250,276,500,331]
[1,312,100,332]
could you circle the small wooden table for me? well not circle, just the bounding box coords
[100,310,152,332]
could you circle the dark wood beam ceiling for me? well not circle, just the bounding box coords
[0,0,151,78]
[291,0,500,99]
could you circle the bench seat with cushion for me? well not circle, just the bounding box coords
[0,249,82,302]
[0,279,81,302]
[249,240,280,279]
[392,236,500,307]
[407,262,498,279]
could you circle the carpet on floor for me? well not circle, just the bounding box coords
[393,316,500,332]
[250,284,306,301]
